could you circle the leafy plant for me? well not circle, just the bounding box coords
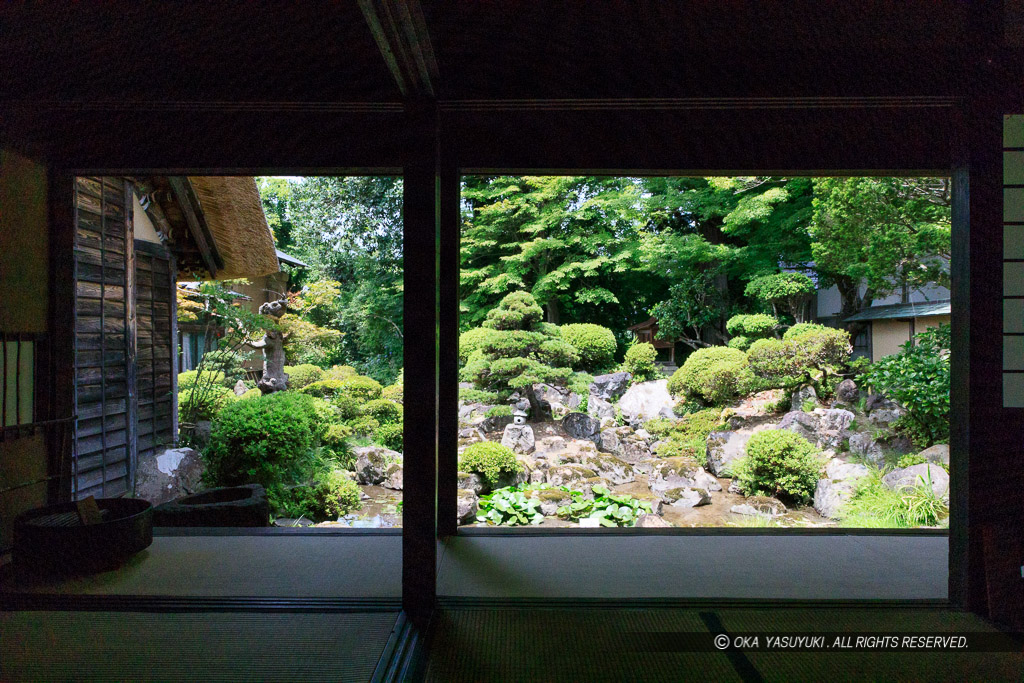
[485,405,512,418]
[726,313,779,346]
[747,326,852,395]
[670,346,750,404]
[280,469,362,522]
[802,398,817,413]
[283,364,325,390]
[621,341,660,383]
[476,486,545,526]
[374,421,403,452]
[731,430,824,503]
[556,485,653,527]
[559,323,618,372]
[744,272,815,323]
[838,468,948,528]
[458,442,522,487]
[861,324,950,447]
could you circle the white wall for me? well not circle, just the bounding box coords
[132,191,163,244]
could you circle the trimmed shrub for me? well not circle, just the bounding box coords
[782,322,831,340]
[748,327,851,393]
[324,365,359,381]
[459,442,522,487]
[239,387,262,400]
[347,415,381,436]
[727,335,753,351]
[197,348,251,386]
[202,392,323,506]
[482,291,544,330]
[621,342,660,383]
[284,469,362,522]
[322,424,354,469]
[651,408,729,466]
[485,405,512,418]
[459,328,500,365]
[362,398,402,425]
[459,387,502,405]
[300,375,383,402]
[559,323,617,371]
[283,364,324,390]
[732,430,823,503]
[178,384,235,423]
[726,313,778,338]
[382,369,404,403]
[178,369,227,391]
[300,379,345,398]
[374,421,403,452]
[671,346,749,404]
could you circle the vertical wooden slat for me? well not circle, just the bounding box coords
[2,331,8,429]
[15,332,22,426]
[98,178,108,496]
[437,148,459,536]
[169,253,179,445]
[124,182,138,495]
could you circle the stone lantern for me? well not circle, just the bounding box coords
[511,397,530,425]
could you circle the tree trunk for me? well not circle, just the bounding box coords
[256,299,290,394]
[545,298,560,325]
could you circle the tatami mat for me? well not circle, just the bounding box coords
[1,610,400,682]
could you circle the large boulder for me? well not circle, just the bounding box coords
[705,431,750,477]
[501,423,536,454]
[649,457,705,494]
[135,447,205,507]
[731,496,787,518]
[480,413,514,433]
[848,432,884,466]
[834,379,860,406]
[778,411,820,443]
[562,451,635,485]
[917,443,950,466]
[546,464,598,488]
[527,487,576,516]
[813,458,870,519]
[589,372,632,401]
[618,379,675,422]
[618,435,653,464]
[562,412,601,440]
[866,395,906,426]
[882,463,949,499]
[456,489,479,524]
[383,463,404,490]
[587,395,616,421]
[354,445,402,485]
[636,513,672,528]
[818,408,855,433]
[458,471,485,495]
[663,487,711,508]
[790,385,818,411]
[597,428,620,455]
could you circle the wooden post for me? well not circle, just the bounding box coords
[47,169,75,503]
[402,97,439,626]
[437,133,460,537]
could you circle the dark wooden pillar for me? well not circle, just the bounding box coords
[437,126,460,537]
[402,98,439,625]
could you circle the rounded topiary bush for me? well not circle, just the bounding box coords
[283,364,324,390]
[559,323,617,371]
[483,291,545,330]
[459,442,522,487]
[362,398,402,425]
[726,313,778,338]
[374,421,403,452]
[459,328,500,365]
[239,387,262,400]
[337,375,384,402]
[324,365,359,381]
[293,469,361,521]
[672,346,749,404]
[178,369,227,391]
[733,429,823,503]
[300,379,345,398]
[202,392,322,504]
[622,342,660,383]
[782,322,830,340]
[178,383,236,423]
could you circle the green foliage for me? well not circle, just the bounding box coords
[198,348,252,386]
[838,468,948,528]
[382,382,403,403]
[458,442,522,487]
[459,387,503,405]
[642,417,676,438]
[732,430,823,503]
[556,485,654,527]
[649,272,728,351]
[459,328,500,365]
[747,327,852,394]
[896,453,927,469]
[651,408,728,466]
[476,485,546,526]
[308,470,362,520]
[303,374,383,402]
[482,291,545,330]
[374,421,403,452]
[203,392,325,508]
[485,405,512,418]
[178,369,227,390]
[744,272,815,322]
[283,364,324,390]
[782,322,830,340]
[672,346,749,404]
[300,379,344,398]
[727,335,752,351]
[278,313,345,367]
[726,313,779,338]
[346,415,380,437]
[861,324,950,447]
[621,342,660,383]
[361,398,402,425]
[559,323,618,371]
[324,365,358,381]
[239,388,262,400]
[179,384,236,424]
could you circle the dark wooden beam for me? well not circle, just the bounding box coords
[166,176,223,279]
[436,135,459,537]
[359,0,438,97]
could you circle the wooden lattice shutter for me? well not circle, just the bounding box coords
[134,241,177,464]
[72,176,136,499]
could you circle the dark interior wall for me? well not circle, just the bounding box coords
[0,150,49,547]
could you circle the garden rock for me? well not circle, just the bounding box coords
[778,411,819,443]
[705,431,750,477]
[480,414,514,433]
[882,463,949,499]
[589,372,632,401]
[813,459,870,519]
[618,436,653,463]
[731,496,786,517]
[458,471,485,495]
[135,447,204,507]
[587,395,616,421]
[848,432,884,466]
[865,395,906,426]
[618,380,675,422]
[383,463,404,490]
[456,489,478,524]
[233,379,248,396]
[354,445,402,485]
[546,464,598,488]
[917,444,950,466]
[790,384,818,411]
[649,457,703,494]
[458,427,486,444]
[577,476,615,499]
[562,452,635,485]
[818,409,855,433]
[691,468,722,492]
[598,428,620,454]
[562,412,601,440]
[663,487,710,508]
[834,379,860,405]
[527,487,575,516]
[636,514,672,528]
[501,423,536,454]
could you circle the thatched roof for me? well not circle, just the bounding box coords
[187,176,279,279]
